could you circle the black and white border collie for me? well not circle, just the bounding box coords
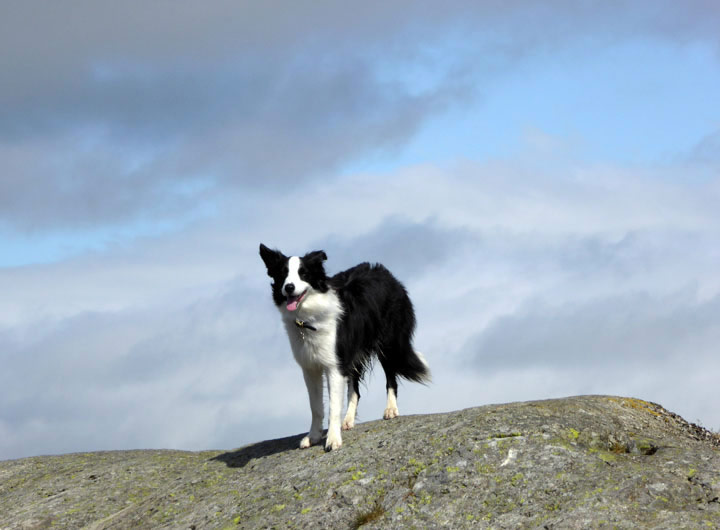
[259,244,430,451]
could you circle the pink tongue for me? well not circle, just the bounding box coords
[286,297,299,311]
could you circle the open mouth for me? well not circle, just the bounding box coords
[286,290,307,312]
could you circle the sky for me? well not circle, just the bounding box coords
[1,1,719,461]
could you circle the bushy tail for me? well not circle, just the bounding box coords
[398,349,432,384]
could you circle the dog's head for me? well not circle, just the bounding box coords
[259,243,329,312]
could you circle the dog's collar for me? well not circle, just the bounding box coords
[294,319,317,331]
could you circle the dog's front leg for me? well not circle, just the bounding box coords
[299,367,324,449]
[325,368,345,451]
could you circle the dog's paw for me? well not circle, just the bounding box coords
[383,406,399,420]
[342,417,355,430]
[299,432,322,449]
[324,431,342,451]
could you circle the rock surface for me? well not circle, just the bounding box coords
[1,395,719,529]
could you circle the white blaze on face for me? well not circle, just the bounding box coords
[283,256,311,311]
[282,256,301,296]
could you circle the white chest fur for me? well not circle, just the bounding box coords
[280,289,343,370]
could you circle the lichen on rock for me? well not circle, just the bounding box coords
[1,395,718,528]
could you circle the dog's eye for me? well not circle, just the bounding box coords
[282,266,288,275]
[298,267,306,277]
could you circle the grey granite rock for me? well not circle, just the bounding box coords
[1,396,719,529]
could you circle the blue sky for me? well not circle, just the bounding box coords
[1,1,719,461]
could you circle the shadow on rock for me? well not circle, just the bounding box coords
[211,433,306,468]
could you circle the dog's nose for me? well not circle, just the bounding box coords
[285,283,295,295]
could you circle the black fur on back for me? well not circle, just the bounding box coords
[330,263,428,389]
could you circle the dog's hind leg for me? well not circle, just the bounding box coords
[342,375,360,430]
[379,357,400,420]
[383,385,399,420]
[299,367,324,449]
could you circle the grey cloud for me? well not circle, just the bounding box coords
[0,36,464,230]
[689,129,720,166]
[0,140,206,230]
[3,1,716,140]
[0,0,481,144]
[468,291,720,373]
[2,1,719,231]
[460,287,720,428]
[317,217,479,280]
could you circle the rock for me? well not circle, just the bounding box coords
[1,396,718,528]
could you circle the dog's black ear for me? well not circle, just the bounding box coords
[259,244,286,275]
[303,250,327,263]
[302,250,329,292]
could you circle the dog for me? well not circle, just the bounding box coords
[259,244,430,451]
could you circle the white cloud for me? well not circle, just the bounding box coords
[2,153,720,459]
